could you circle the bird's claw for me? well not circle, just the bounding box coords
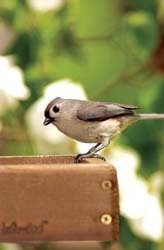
[74,153,106,163]
[93,154,106,161]
[74,154,84,163]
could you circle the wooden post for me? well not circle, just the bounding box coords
[0,155,119,242]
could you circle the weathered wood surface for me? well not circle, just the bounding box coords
[0,155,119,242]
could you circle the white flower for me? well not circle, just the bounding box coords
[0,56,30,113]
[129,192,163,241]
[107,146,163,241]
[26,79,87,154]
[44,79,87,101]
[107,146,140,193]
[150,171,164,194]
[28,0,64,12]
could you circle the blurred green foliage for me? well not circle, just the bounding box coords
[0,0,164,250]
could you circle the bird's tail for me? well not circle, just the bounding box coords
[135,113,164,120]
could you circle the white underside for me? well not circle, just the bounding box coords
[54,118,124,143]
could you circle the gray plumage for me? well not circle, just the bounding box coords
[77,101,139,121]
[44,97,164,162]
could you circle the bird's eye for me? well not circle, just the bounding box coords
[53,106,60,113]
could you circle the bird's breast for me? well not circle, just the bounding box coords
[95,119,121,140]
[54,118,122,143]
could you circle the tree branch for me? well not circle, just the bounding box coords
[92,61,151,100]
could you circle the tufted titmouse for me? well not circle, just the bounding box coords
[43,97,164,162]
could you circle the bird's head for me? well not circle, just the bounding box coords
[43,97,63,126]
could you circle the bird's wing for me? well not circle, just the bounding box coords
[77,102,139,122]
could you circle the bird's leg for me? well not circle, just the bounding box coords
[75,138,109,163]
[75,151,105,162]
[86,143,101,154]
[75,143,104,162]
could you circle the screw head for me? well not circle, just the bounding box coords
[101,214,112,225]
[101,180,112,190]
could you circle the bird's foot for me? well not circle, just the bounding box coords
[92,154,106,161]
[74,154,85,163]
[74,153,106,163]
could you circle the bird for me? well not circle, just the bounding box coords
[43,97,164,162]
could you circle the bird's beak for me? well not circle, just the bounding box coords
[43,118,53,126]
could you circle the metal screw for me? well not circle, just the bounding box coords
[101,180,112,190]
[101,214,112,225]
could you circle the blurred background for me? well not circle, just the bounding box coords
[0,0,164,250]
